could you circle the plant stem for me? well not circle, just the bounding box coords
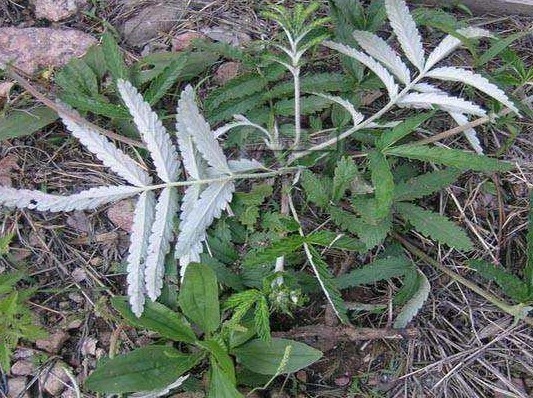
[145,167,302,191]
[292,67,302,149]
[393,232,533,326]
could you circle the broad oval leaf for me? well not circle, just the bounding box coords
[179,263,220,334]
[111,297,197,344]
[85,345,202,393]
[232,338,322,375]
[208,360,243,398]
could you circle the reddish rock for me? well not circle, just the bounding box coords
[7,377,30,398]
[214,62,242,85]
[35,331,69,354]
[30,0,88,21]
[39,362,71,396]
[0,27,96,74]
[107,199,135,232]
[172,31,205,51]
[10,360,35,376]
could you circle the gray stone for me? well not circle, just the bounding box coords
[121,1,187,47]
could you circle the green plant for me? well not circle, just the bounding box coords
[0,269,47,372]
[1,0,530,391]
[85,263,321,396]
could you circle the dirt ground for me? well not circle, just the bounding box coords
[0,1,532,397]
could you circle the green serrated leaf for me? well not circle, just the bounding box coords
[393,266,420,305]
[85,346,202,393]
[396,202,474,251]
[234,184,273,230]
[179,263,220,334]
[0,106,58,140]
[301,170,332,208]
[368,150,394,219]
[232,338,322,375]
[377,112,434,150]
[55,58,99,97]
[394,168,461,201]
[243,235,305,267]
[111,297,197,343]
[144,55,187,105]
[385,145,513,172]
[101,32,128,81]
[393,269,430,328]
[59,92,130,119]
[254,295,271,342]
[306,230,366,252]
[336,256,412,289]
[475,32,529,68]
[332,156,360,202]
[205,72,267,112]
[469,260,530,302]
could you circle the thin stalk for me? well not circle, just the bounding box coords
[145,167,302,191]
[292,66,302,149]
[394,232,533,326]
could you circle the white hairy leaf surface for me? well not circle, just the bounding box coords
[175,181,235,260]
[384,0,425,71]
[126,191,156,317]
[352,30,411,84]
[324,41,399,97]
[398,92,487,117]
[312,92,365,126]
[176,184,203,276]
[413,83,482,153]
[0,186,61,209]
[393,269,430,328]
[177,85,230,173]
[449,112,483,154]
[117,79,180,183]
[227,159,265,173]
[144,187,179,301]
[425,27,491,71]
[425,66,519,114]
[176,132,203,180]
[60,113,151,187]
[37,185,143,212]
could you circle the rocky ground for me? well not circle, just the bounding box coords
[0,1,532,397]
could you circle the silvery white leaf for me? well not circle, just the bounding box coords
[176,132,203,180]
[425,66,519,114]
[126,191,156,317]
[117,80,180,183]
[425,27,491,71]
[178,242,203,279]
[413,83,482,153]
[144,187,178,301]
[352,30,411,84]
[228,159,265,173]
[384,0,425,71]
[175,181,235,260]
[130,375,189,398]
[177,85,230,173]
[39,185,143,212]
[398,92,487,117]
[60,112,151,187]
[449,112,483,154]
[324,41,399,97]
[312,92,365,126]
[393,269,430,328]
[0,186,60,210]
